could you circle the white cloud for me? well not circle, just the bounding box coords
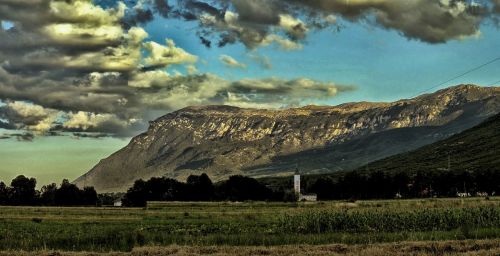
[0,101,60,133]
[219,55,247,69]
[64,111,117,130]
[261,34,303,51]
[128,70,170,88]
[279,14,308,40]
[186,65,199,75]
[143,39,198,68]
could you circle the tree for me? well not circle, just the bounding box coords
[282,189,298,202]
[393,172,411,197]
[40,183,57,206]
[310,177,335,200]
[186,173,214,201]
[0,181,10,205]
[341,172,366,199]
[82,187,98,206]
[367,171,392,198]
[55,179,82,206]
[122,179,148,207]
[216,175,272,201]
[10,175,37,205]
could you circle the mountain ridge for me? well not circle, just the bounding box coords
[75,84,500,192]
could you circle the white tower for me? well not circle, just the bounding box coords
[294,174,300,195]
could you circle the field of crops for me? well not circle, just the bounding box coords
[0,197,499,254]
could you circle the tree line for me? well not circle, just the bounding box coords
[1,168,497,207]
[122,174,296,207]
[0,175,98,206]
[123,169,497,206]
[305,169,499,200]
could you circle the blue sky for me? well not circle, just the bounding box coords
[144,13,500,104]
[1,0,500,186]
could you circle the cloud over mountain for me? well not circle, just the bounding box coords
[0,0,355,139]
[3,0,497,139]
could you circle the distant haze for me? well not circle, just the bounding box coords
[0,135,128,187]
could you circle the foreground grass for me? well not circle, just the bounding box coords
[0,198,498,252]
[1,239,499,256]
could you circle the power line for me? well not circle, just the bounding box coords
[487,79,500,86]
[412,56,500,97]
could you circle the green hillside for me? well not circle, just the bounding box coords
[363,113,500,173]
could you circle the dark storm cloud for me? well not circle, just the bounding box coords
[230,0,281,25]
[0,0,51,29]
[122,8,154,28]
[289,0,487,43]
[279,0,492,43]
[128,0,295,49]
[136,0,498,48]
[184,0,225,18]
[0,68,135,116]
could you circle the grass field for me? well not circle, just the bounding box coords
[1,240,499,256]
[0,197,499,254]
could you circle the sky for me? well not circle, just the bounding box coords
[1,0,500,187]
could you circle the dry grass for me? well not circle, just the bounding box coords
[2,239,499,256]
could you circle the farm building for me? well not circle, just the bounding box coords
[113,199,122,207]
[299,194,317,201]
[294,173,317,202]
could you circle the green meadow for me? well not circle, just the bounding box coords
[0,198,499,253]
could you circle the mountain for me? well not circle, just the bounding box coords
[357,111,500,173]
[75,85,500,192]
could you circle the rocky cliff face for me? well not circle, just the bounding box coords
[75,85,500,192]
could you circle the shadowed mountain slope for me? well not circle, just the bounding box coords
[357,111,500,173]
[75,85,500,192]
